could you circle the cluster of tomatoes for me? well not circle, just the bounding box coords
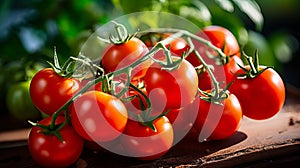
[27,25,285,167]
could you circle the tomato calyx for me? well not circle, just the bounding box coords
[28,119,67,142]
[109,21,136,45]
[48,47,104,79]
[152,43,185,71]
[235,50,272,79]
[199,84,231,105]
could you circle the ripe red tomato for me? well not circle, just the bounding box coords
[29,68,82,115]
[150,33,199,65]
[229,67,285,120]
[70,91,128,142]
[144,57,198,111]
[101,37,151,81]
[28,116,84,167]
[193,92,242,140]
[203,25,240,57]
[189,25,241,67]
[120,116,173,160]
[198,55,244,90]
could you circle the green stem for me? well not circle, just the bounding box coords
[50,75,106,129]
[140,28,227,60]
[193,50,220,99]
[245,54,258,74]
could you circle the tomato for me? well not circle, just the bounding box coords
[190,25,241,67]
[28,116,84,167]
[203,25,240,57]
[229,66,285,120]
[29,68,82,115]
[148,33,200,66]
[193,92,243,140]
[144,57,198,111]
[70,91,128,142]
[6,81,40,120]
[165,36,190,57]
[198,55,244,90]
[120,116,173,160]
[101,37,151,81]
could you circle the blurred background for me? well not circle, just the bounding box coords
[0,0,299,130]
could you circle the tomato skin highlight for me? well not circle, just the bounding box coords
[144,57,198,111]
[101,37,150,81]
[70,91,128,142]
[229,67,285,120]
[29,68,82,115]
[120,116,173,160]
[193,92,243,140]
[28,116,84,167]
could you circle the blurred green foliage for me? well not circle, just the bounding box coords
[0,0,299,120]
[0,0,116,114]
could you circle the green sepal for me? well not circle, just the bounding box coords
[28,120,66,142]
[235,50,273,79]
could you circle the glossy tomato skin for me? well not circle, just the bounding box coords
[70,91,128,142]
[203,25,240,57]
[151,34,199,64]
[120,116,173,160]
[189,26,241,67]
[144,57,198,111]
[229,67,285,120]
[28,116,84,167]
[193,92,242,140]
[29,68,82,115]
[101,37,150,81]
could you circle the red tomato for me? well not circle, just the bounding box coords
[28,116,84,167]
[151,33,199,65]
[101,37,151,81]
[29,68,82,115]
[144,57,198,111]
[229,67,285,120]
[198,55,244,90]
[165,36,190,57]
[193,92,243,140]
[203,25,240,57]
[120,116,173,160]
[189,25,241,67]
[70,91,128,142]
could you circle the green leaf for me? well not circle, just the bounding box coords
[191,0,212,21]
[214,0,234,12]
[232,0,264,31]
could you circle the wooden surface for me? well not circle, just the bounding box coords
[0,89,299,167]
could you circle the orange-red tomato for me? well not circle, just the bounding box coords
[101,37,150,81]
[229,66,285,120]
[29,68,82,115]
[193,92,243,140]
